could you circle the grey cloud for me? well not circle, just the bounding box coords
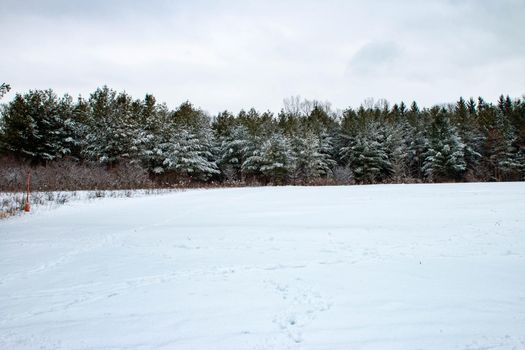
[0,0,173,19]
[0,0,523,114]
[347,41,403,77]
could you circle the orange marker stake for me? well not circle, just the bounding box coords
[24,171,31,212]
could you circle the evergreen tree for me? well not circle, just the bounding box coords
[454,97,483,175]
[484,110,522,181]
[136,100,174,174]
[212,111,237,137]
[384,123,409,181]
[82,87,139,165]
[405,102,429,178]
[243,133,294,184]
[340,122,391,183]
[217,124,252,181]
[422,108,466,180]
[0,83,10,99]
[0,90,77,162]
[1,85,524,185]
[306,104,337,135]
[291,132,336,182]
[0,93,34,158]
[163,128,220,181]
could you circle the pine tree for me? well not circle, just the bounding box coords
[212,111,237,137]
[0,90,77,162]
[2,84,524,186]
[0,93,34,158]
[217,124,252,181]
[405,102,429,179]
[484,110,522,181]
[162,128,219,181]
[55,94,83,160]
[340,122,391,183]
[136,99,174,174]
[291,132,336,182]
[0,83,10,99]
[306,104,337,135]
[384,123,409,181]
[422,108,466,180]
[454,98,483,175]
[243,133,294,184]
[156,102,221,180]
[82,87,139,165]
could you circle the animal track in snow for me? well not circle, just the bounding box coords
[267,279,332,347]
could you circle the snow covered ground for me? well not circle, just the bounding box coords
[0,189,178,218]
[0,183,524,350]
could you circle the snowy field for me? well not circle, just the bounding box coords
[0,183,524,350]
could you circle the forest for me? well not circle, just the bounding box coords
[0,85,524,191]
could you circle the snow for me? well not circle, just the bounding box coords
[1,183,524,350]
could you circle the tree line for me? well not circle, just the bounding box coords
[1,86,524,186]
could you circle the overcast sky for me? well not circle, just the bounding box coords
[1,0,524,114]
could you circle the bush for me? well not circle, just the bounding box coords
[0,156,153,192]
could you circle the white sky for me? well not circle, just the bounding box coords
[1,0,524,114]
